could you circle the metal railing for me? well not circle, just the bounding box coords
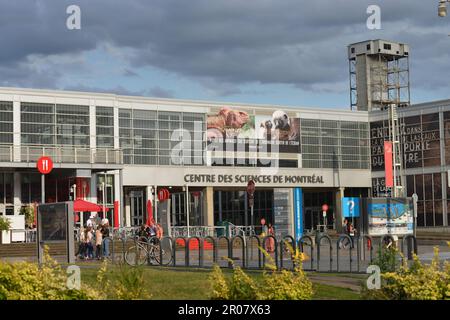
[0,145,123,165]
[170,226,226,238]
[228,223,255,237]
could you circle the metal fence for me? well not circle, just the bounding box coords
[89,233,418,273]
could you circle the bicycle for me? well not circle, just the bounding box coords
[125,236,172,266]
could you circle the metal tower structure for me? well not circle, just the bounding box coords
[348,40,410,112]
[348,40,410,197]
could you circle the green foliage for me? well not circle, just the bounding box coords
[94,260,151,300]
[229,266,260,300]
[208,242,313,300]
[0,216,11,231]
[0,247,101,300]
[209,265,230,300]
[20,205,35,227]
[363,247,450,300]
[372,246,401,273]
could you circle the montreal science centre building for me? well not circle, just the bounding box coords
[0,40,449,240]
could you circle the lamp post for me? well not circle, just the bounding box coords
[439,0,450,17]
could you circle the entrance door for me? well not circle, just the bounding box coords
[171,192,203,226]
[304,207,327,232]
[171,193,186,226]
[130,190,144,226]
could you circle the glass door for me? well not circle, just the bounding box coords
[130,190,144,226]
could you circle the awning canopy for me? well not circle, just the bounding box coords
[74,199,110,212]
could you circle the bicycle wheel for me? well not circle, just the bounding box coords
[125,245,148,266]
[150,244,172,266]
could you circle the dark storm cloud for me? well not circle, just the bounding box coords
[0,0,449,96]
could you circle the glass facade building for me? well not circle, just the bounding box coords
[0,88,449,233]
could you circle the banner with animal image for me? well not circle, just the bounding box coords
[255,111,300,153]
[206,107,301,154]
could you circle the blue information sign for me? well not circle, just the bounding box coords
[342,197,360,218]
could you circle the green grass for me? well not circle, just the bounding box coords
[80,265,361,300]
[312,283,360,300]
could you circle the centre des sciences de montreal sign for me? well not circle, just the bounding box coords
[184,174,324,185]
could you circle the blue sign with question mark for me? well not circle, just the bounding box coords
[342,197,360,218]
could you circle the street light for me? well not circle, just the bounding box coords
[439,0,449,17]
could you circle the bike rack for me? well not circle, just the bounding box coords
[158,236,173,266]
[187,236,203,267]
[316,234,333,272]
[173,237,187,267]
[280,235,296,270]
[217,236,232,268]
[204,236,218,264]
[336,234,353,273]
[261,235,278,270]
[362,235,374,263]
[401,235,418,260]
[246,235,262,269]
[298,235,314,271]
[230,235,246,269]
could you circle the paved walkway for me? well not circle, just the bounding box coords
[307,274,364,292]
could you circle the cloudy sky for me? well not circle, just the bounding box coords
[0,0,449,109]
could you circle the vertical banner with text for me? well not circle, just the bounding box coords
[384,141,394,188]
[293,187,303,242]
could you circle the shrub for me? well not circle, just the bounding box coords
[208,242,313,300]
[95,260,151,300]
[209,265,230,300]
[372,245,401,273]
[0,247,101,300]
[363,247,450,300]
[0,216,11,231]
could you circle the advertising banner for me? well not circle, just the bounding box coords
[207,107,301,154]
[255,113,300,153]
[366,198,414,236]
[370,113,441,171]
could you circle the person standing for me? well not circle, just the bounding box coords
[95,226,103,260]
[261,220,269,237]
[85,226,94,260]
[266,223,275,253]
[101,221,111,258]
[346,220,356,248]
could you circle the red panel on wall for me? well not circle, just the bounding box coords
[384,141,394,188]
